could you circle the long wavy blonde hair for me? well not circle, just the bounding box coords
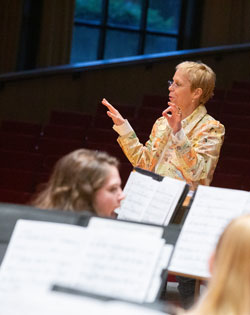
[31,149,119,213]
[181,214,250,315]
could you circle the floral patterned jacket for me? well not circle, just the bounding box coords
[115,105,225,190]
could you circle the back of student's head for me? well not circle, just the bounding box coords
[183,214,250,315]
[31,148,120,214]
[208,214,250,314]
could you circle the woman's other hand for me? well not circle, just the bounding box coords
[162,102,182,134]
[102,98,125,126]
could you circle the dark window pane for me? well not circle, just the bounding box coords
[147,0,182,33]
[75,0,102,22]
[144,35,177,54]
[104,30,139,59]
[71,26,99,63]
[108,0,142,28]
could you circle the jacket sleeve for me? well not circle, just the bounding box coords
[172,119,225,182]
[117,117,170,171]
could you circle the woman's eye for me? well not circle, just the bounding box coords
[109,186,118,193]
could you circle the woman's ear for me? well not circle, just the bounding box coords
[209,251,215,275]
[194,87,203,100]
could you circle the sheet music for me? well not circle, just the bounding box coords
[88,217,164,238]
[0,220,88,293]
[142,176,187,225]
[118,171,187,225]
[118,172,158,221]
[145,244,174,302]
[61,229,165,302]
[107,301,171,315]
[0,219,168,303]
[0,290,104,315]
[168,185,249,279]
[0,290,168,315]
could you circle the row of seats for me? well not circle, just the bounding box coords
[0,81,250,205]
[0,108,133,204]
[209,80,250,190]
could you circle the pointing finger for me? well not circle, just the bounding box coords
[102,98,117,113]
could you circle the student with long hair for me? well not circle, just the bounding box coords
[31,149,125,217]
[180,214,250,315]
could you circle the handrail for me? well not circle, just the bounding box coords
[1,43,250,83]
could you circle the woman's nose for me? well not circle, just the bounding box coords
[118,189,125,202]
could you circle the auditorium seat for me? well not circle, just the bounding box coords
[36,137,83,156]
[93,114,115,129]
[225,89,250,102]
[0,132,37,152]
[41,154,61,173]
[85,128,118,143]
[137,106,164,119]
[133,117,155,133]
[206,99,223,119]
[0,119,42,136]
[221,114,250,129]
[49,110,93,128]
[224,128,250,145]
[0,169,35,193]
[232,80,250,91]
[33,172,50,193]
[0,189,32,204]
[85,141,128,162]
[221,101,250,116]
[220,143,250,159]
[141,94,167,108]
[211,172,243,189]
[212,156,250,190]
[215,157,250,175]
[212,88,226,100]
[41,124,86,141]
[0,150,43,172]
[241,175,250,191]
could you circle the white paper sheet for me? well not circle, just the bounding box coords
[145,244,174,302]
[60,229,165,302]
[168,185,250,278]
[0,220,88,293]
[88,217,164,238]
[118,171,187,225]
[0,290,169,315]
[0,219,168,303]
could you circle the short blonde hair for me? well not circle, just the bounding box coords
[176,61,216,104]
[31,149,119,213]
[183,214,250,315]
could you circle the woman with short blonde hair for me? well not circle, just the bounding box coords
[176,61,216,104]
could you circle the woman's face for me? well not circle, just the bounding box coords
[93,165,125,218]
[168,68,197,113]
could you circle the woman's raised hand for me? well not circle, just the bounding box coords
[162,102,182,134]
[102,98,125,126]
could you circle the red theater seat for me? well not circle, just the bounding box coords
[0,120,42,136]
[42,124,86,141]
[49,110,93,128]
[0,150,43,172]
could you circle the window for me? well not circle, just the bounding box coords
[71,0,184,63]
